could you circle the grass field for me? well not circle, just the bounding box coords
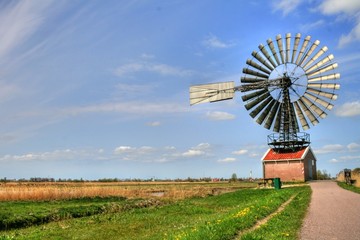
[0,182,311,240]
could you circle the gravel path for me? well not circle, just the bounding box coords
[300,181,360,240]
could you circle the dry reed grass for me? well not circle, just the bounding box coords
[0,182,237,201]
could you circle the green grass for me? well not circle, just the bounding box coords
[0,196,158,230]
[0,187,311,240]
[240,186,311,240]
[337,181,360,194]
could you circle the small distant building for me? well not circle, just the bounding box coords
[262,146,317,182]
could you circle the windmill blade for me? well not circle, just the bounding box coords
[263,101,280,129]
[295,35,311,65]
[294,101,310,130]
[244,92,271,110]
[189,81,235,105]
[308,73,340,82]
[276,34,285,64]
[301,95,327,118]
[251,51,274,71]
[246,59,271,75]
[298,40,320,67]
[286,33,291,63]
[259,44,278,68]
[306,87,338,100]
[304,92,334,110]
[243,68,269,79]
[291,33,301,63]
[308,83,340,90]
[273,103,282,132]
[306,62,338,77]
[267,38,281,66]
[241,89,268,101]
[241,76,267,83]
[297,97,320,126]
[305,54,335,74]
[302,46,328,70]
[249,96,272,118]
[256,99,276,125]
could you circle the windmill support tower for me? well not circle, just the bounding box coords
[190,33,340,181]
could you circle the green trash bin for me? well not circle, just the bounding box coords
[273,178,281,189]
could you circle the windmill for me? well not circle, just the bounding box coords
[190,33,340,154]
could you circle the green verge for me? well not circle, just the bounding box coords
[0,197,162,230]
[240,186,311,240]
[1,187,310,240]
[337,181,360,194]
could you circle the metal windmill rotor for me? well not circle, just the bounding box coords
[190,33,340,151]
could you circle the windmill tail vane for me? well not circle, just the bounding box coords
[189,33,340,152]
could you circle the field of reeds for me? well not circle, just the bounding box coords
[0,181,256,201]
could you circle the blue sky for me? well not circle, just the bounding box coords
[0,0,360,180]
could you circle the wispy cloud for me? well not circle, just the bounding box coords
[271,0,301,16]
[114,60,195,77]
[218,157,236,163]
[314,144,344,154]
[206,111,235,121]
[0,1,53,60]
[334,101,360,117]
[202,34,235,49]
[232,149,248,155]
[0,148,104,162]
[63,101,189,116]
[146,121,161,127]
[299,20,325,32]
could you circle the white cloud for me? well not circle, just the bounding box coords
[334,101,360,117]
[218,157,236,163]
[314,144,344,154]
[206,111,235,121]
[318,0,360,15]
[193,143,211,150]
[272,0,301,16]
[146,121,161,127]
[202,34,235,49]
[232,149,248,155]
[329,158,339,163]
[347,142,360,151]
[317,0,360,48]
[114,61,194,77]
[114,146,134,154]
[182,149,204,157]
[181,143,211,157]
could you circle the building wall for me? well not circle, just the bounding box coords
[263,160,305,182]
[303,150,317,180]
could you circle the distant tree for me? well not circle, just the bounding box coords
[230,173,238,182]
[317,169,331,180]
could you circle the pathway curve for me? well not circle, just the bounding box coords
[300,181,360,240]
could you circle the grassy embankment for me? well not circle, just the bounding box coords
[0,183,311,240]
[337,182,360,194]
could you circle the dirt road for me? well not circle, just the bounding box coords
[300,181,360,240]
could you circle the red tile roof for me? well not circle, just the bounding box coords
[262,147,308,161]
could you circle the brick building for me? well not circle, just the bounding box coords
[262,146,317,182]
